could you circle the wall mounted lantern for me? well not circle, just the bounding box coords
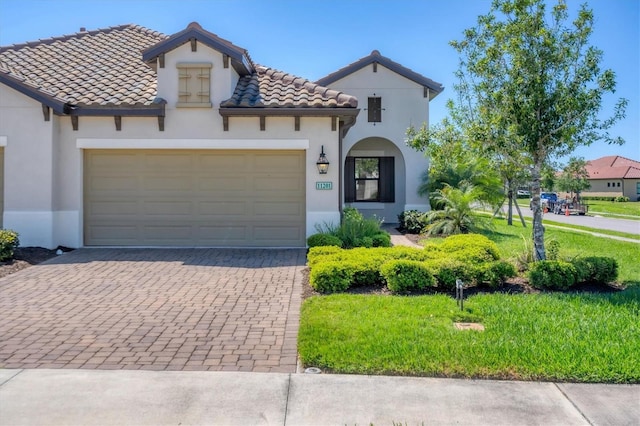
[316,145,330,174]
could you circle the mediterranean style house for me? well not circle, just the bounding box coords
[583,156,640,201]
[0,22,443,248]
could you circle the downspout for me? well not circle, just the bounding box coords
[339,115,358,219]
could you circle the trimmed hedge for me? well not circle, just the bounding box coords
[309,261,355,293]
[307,233,343,248]
[424,258,473,291]
[571,256,618,285]
[476,261,517,289]
[528,260,577,290]
[433,234,501,262]
[307,233,514,294]
[380,260,436,294]
[0,229,19,262]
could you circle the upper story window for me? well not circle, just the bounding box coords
[368,97,382,123]
[177,63,212,107]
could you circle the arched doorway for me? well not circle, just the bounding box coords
[343,137,406,222]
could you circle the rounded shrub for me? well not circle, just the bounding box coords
[309,261,355,293]
[476,261,517,288]
[380,260,435,294]
[571,256,618,285]
[424,258,473,291]
[528,260,577,290]
[371,232,391,247]
[439,234,501,261]
[307,246,343,267]
[307,233,343,248]
[0,229,20,262]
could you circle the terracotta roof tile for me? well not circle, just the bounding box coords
[586,156,640,179]
[0,24,167,106]
[221,65,358,109]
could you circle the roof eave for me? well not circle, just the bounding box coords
[0,72,68,114]
[142,26,253,75]
[316,52,444,98]
[219,107,360,118]
[65,100,167,117]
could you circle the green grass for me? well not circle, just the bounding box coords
[298,290,640,382]
[299,218,640,382]
[586,200,640,218]
[472,219,639,286]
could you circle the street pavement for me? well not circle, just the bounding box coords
[1,369,638,425]
[499,205,640,235]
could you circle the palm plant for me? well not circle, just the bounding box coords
[424,184,493,236]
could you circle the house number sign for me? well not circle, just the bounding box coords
[316,182,333,190]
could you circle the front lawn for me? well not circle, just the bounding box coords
[298,289,640,383]
[300,218,640,382]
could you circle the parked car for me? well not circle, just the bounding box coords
[530,192,558,209]
[517,190,530,196]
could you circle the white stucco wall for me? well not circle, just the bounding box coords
[324,63,433,218]
[0,84,58,248]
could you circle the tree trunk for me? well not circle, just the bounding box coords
[531,162,546,261]
[514,199,527,227]
[507,185,514,226]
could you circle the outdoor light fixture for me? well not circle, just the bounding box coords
[316,145,329,174]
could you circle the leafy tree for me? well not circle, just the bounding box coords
[540,164,557,192]
[449,0,626,260]
[407,121,503,208]
[424,184,494,236]
[557,157,590,202]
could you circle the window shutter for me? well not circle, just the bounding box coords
[379,157,395,202]
[345,157,356,202]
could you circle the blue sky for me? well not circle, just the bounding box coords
[1,0,638,163]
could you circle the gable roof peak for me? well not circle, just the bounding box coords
[142,22,254,75]
[316,50,444,100]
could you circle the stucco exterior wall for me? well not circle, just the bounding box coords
[324,63,432,218]
[0,84,57,247]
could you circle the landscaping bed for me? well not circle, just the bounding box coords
[0,247,59,279]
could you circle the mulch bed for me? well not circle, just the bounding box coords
[0,247,64,279]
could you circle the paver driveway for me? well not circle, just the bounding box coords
[0,248,306,372]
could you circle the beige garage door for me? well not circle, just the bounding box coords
[84,149,306,247]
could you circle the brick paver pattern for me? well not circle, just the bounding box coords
[0,249,305,372]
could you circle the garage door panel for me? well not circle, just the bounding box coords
[255,201,303,216]
[143,201,193,216]
[85,149,305,247]
[254,225,303,242]
[88,201,140,216]
[199,154,248,170]
[144,153,194,169]
[198,176,248,192]
[142,175,194,191]
[198,201,247,215]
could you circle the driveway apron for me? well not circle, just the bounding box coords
[0,248,306,372]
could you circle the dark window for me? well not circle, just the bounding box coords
[617,182,621,187]
[345,156,394,202]
[368,97,382,123]
[607,182,611,187]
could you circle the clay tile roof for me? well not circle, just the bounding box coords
[586,156,640,179]
[0,24,167,110]
[221,65,358,109]
[316,50,444,100]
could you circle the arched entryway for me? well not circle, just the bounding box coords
[343,137,406,223]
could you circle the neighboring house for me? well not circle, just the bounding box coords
[0,23,442,249]
[583,156,640,201]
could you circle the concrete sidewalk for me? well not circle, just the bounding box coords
[1,369,638,425]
